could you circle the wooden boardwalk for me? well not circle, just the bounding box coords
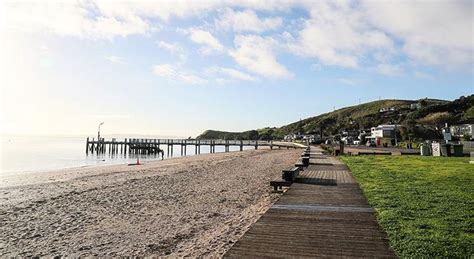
[225,147,396,258]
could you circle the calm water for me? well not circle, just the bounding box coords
[0,135,253,175]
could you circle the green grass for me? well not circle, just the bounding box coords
[340,155,474,258]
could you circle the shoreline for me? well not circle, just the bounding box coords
[0,148,274,188]
[0,148,300,257]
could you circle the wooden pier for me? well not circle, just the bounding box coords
[85,138,300,156]
[225,146,395,258]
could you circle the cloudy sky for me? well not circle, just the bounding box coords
[1,0,473,137]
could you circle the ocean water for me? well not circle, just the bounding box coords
[0,135,253,175]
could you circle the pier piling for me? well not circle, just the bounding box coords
[86,137,90,155]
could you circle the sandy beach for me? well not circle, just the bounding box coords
[0,148,300,257]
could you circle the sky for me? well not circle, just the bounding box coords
[0,0,473,137]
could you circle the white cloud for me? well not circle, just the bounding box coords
[3,0,297,40]
[288,1,394,68]
[362,1,473,69]
[93,0,227,21]
[220,67,257,81]
[186,28,224,54]
[376,64,403,76]
[105,55,126,64]
[207,67,257,81]
[215,8,283,33]
[157,41,181,53]
[156,41,187,62]
[152,64,206,84]
[230,35,292,79]
[3,0,472,76]
[3,1,150,40]
[287,1,473,72]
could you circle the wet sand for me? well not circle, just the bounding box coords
[0,149,300,257]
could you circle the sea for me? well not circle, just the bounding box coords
[0,135,253,176]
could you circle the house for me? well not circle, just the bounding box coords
[302,134,322,144]
[371,125,397,138]
[450,124,474,139]
[379,107,398,113]
[410,103,422,110]
[284,134,322,143]
[341,130,360,138]
[341,130,364,145]
[367,125,399,147]
[283,134,297,141]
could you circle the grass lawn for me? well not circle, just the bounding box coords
[340,155,474,258]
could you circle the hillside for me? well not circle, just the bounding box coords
[197,130,260,140]
[197,95,474,141]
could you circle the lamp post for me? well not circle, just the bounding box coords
[98,122,104,142]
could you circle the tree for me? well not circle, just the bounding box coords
[399,126,409,141]
[420,99,428,107]
[466,107,474,119]
[418,112,455,128]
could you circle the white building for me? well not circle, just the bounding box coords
[450,124,474,138]
[379,107,398,113]
[284,134,321,143]
[283,134,297,141]
[367,125,399,146]
[370,125,397,138]
[410,103,422,110]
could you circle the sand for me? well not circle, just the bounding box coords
[0,148,300,257]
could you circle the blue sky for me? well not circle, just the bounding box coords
[1,0,473,137]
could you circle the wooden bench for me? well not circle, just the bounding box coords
[295,159,305,170]
[270,167,300,192]
[282,167,300,182]
[270,180,292,191]
[301,156,310,167]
